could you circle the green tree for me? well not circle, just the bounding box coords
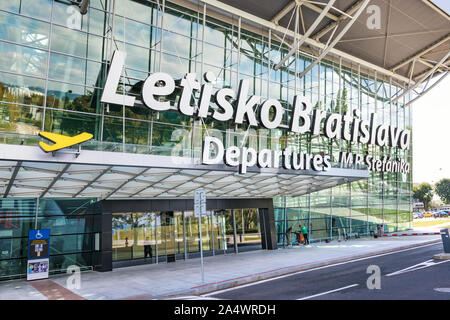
[435,179,450,204]
[413,183,434,211]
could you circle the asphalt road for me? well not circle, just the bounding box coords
[206,243,450,300]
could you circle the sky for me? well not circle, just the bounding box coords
[412,74,450,185]
[431,0,450,14]
[412,0,449,185]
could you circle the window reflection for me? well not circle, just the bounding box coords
[20,0,52,22]
[0,104,42,135]
[0,73,45,106]
[0,11,49,49]
[0,42,47,77]
[0,198,100,279]
[51,25,87,58]
[46,81,99,113]
[112,209,261,263]
[48,53,102,87]
[44,108,99,138]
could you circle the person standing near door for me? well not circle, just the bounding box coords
[285,226,293,246]
[301,224,309,245]
[144,237,153,259]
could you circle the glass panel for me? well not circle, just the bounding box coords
[51,25,87,57]
[0,104,43,135]
[46,81,101,113]
[184,210,199,254]
[224,209,235,253]
[0,0,20,13]
[235,209,262,252]
[197,212,211,252]
[112,213,133,261]
[174,211,184,256]
[20,0,52,21]
[212,210,227,253]
[0,73,45,107]
[44,108,100,139]
[112,212,156,262]
[0,41,47,77]
[162,212,176,262]
[0,11,50,49]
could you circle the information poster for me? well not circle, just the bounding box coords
[27,229,50,281]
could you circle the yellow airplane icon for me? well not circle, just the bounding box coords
[38,132,93,153]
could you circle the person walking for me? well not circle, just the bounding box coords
[301,224,309,245]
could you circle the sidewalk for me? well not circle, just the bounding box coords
[0,235,442,300]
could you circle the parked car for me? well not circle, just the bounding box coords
[434,211,449,218]
[423,212,434,218]
[413,212,424,219]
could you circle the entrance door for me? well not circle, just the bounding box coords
[235,209,262,252]
[161,212,176,263]
[211,210,227,254]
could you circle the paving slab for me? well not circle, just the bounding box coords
[0,235,441,300]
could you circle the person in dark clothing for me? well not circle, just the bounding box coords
[144,237,152,259]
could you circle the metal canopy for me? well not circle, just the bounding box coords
[0,144,369,199]
[195,0,450,83]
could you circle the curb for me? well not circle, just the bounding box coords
[180,239,442,297]
[382,232,441,237]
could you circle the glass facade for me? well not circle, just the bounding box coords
[0,198,101,280]
[111,209,262,264]
[0,0,413,274]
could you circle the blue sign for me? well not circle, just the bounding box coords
[29,229,50,241]
[28,229,50,260]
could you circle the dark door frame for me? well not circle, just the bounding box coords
[97,198,277,272]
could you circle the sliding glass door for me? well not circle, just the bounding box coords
[112,208,261,263]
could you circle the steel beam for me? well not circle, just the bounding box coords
[3,161,22,198]
[339,29,450,43]
[271,1,296,25]
[274,0,337,70]
[391,34,450,71]
[175,0,414,84]
[413,59,450,80]
[422,48,450,58]
[301,1,339,21]
[297,0,371,79]
[383,0,392,68]
[392,50,450,103]
[103,168,149,199]
[404,71,449,108]
[312,0,366,41]
[417,58,445,73]
[73,166,113,197]
[129,169,181,197]
[40,163,71,198]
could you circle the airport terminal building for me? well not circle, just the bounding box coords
[0,0,448,280]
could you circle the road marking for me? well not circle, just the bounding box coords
[296,284,359,300]
[203,242,440,297]
[386,259,450,277]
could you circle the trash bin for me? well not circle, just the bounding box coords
[440,228,450,253]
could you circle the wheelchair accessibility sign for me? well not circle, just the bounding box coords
[27,229,50,281]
